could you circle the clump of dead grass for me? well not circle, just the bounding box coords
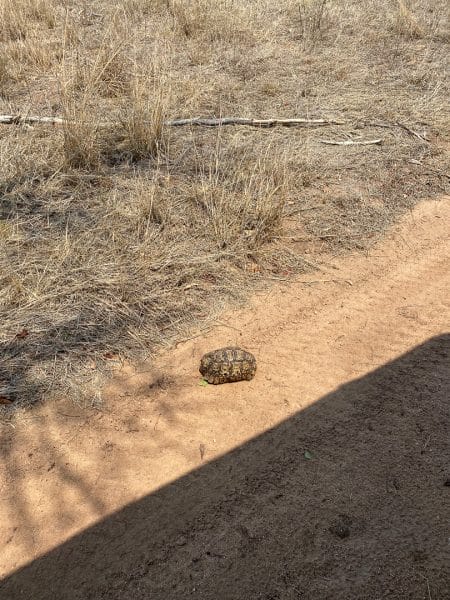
[59,10,170,168]
[167,0,256,42]
[0,53,11,92]
[60,99,107,170]
[0,0,60,82]
[295,0,330,47]
[193,142,288,250]
[116,59,170,162]
[66,14,130,98]
[0,0,56,42]
[393,0,426,39]
[60,64,170,168]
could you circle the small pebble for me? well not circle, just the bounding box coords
[329,514,352,539]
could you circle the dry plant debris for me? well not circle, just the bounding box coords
[0,0,448,409]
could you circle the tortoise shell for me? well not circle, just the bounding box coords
[199,347,256,384]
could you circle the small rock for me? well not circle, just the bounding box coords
[175,535,187,546]
[329,514,352,539]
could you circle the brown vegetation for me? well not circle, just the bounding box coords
[0,0,448,408]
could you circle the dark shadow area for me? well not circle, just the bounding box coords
[0,314,132,404]
[1,334,449,599]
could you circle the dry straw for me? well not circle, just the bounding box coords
[0,0,448,411]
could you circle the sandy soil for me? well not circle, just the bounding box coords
[1,196,449,599]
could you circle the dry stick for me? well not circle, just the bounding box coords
[0,115,66,125]
[0,115,431,144]
[320,138,383,146]
[367,120,430,142]
[164,117,345,127]
[395,121,430,143]
[0,114,344,128]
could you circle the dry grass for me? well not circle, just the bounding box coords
[0,0,56,42]
[391,0,450,40]
[60,101,105,169]
[0,53,10,92]
[295,0,330,47]
[66,19,130,98]
[394,0,426,39]
[0,130,290,405]
[0,0,449,410]
[116,60,169,162]
[167,0,256,41]
[0,0,60,88]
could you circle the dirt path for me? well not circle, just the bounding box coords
[1,197,449,599]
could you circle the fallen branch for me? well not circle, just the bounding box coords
[319,138,383,146]
[0,114,344,128]
[0,115,66,125]
[164,117,345,127]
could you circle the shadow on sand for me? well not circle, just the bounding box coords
[1,334,449,599]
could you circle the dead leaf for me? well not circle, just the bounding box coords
[0,396,13,405]
[245,262,260,273]
[16,328,29,339]
[199,443,206,460]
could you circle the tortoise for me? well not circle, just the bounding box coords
[199,347,257,384]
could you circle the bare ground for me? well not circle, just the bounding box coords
[0,196,449,599]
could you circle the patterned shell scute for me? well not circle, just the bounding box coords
[199,347,257,384]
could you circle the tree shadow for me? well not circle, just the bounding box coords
[0,314,133,404]
[1,334,449,599]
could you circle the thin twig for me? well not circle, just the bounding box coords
[320,138,383,146]
[297,279,353,285]
[396,121,430,142]
[367,120,430,142]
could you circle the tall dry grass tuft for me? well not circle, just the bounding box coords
[60,99,106,170]
[67,16,130,98]
[195,142,287,252]
[0,0,55,42]
[58,10,163,168]
[117,61,170,162]
[393,0,425,39]
[167,0,255,42]
[121,0,169,19]
[60,51,170,167]
[296,0,330,47]
[0,53,10,92]
[59,56,105,169]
